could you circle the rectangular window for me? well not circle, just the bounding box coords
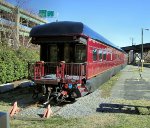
[64,44,70,63]
[99,49,103,61]
[49,44,57,62]
[118,55,120,60]
[103,50,107,60]
[115,54,117,60]
[110,53,112,61]
[107,52,112,61]
[93,49,97,61]
[75,45,86,63]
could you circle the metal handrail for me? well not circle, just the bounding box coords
[28,61,86,83]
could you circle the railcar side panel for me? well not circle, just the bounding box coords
[86,37,125,79]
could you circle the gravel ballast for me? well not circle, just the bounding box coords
[16,89,113,119]
[55,89,112,118]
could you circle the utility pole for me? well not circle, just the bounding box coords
[14,7,20,49]
[141,28,149,72]
[131,37,134,46]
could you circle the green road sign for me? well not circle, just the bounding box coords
[47,11,54,17]
[39,10,54,18]
[39,10,47,18]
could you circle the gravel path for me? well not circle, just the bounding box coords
[55,90,113,118]
[111,65,150,100]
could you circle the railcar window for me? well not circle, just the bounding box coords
[93,49,97,61]
[75,45,86,63]
[115,54,117,60]
[49,45,57,62]
[99,49,103,61]
[40,45,49,61]
[108,52,112,61]
[110,53,112,61]
[64,44,70,63]
[118,55,120,60]
[103,50,107,60]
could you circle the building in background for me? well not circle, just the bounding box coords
[122,43,150,64]
[0,1,47,48]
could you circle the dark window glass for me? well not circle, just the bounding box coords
[99,49,103,61]
[49,45,57,62]
[75,45,86,63]
[103,50,107,60]
[110,53,112,60]
[93,49,97,61]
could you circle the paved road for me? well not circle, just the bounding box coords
[111,65,150,100]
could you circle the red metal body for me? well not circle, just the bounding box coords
[86,37,126,79]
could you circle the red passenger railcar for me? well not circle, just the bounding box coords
[29,21,127,103]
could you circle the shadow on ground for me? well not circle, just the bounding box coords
[0,86,37,107]
[0,86,76,108]
[96,103,150,115]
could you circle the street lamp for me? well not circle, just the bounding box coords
[141,28,149,72]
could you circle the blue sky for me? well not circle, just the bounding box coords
[6,0,150,47]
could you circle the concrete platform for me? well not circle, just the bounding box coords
[111,65,150,100]
[0,80,34,93]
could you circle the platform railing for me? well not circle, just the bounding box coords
[28,61,86,83]
[64,63,86,83]
[44,62,58,76]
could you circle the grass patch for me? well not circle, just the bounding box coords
[138,107,150,115]
[99,73,121,98]
[0,102,11,111]
[8,99,150,128]
[114,114,150,128]
[9,110,150,128]
[9,114,118,128]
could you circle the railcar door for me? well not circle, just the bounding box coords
[49,44,58,62]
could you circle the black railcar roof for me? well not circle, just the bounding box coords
[30,21,123,52]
